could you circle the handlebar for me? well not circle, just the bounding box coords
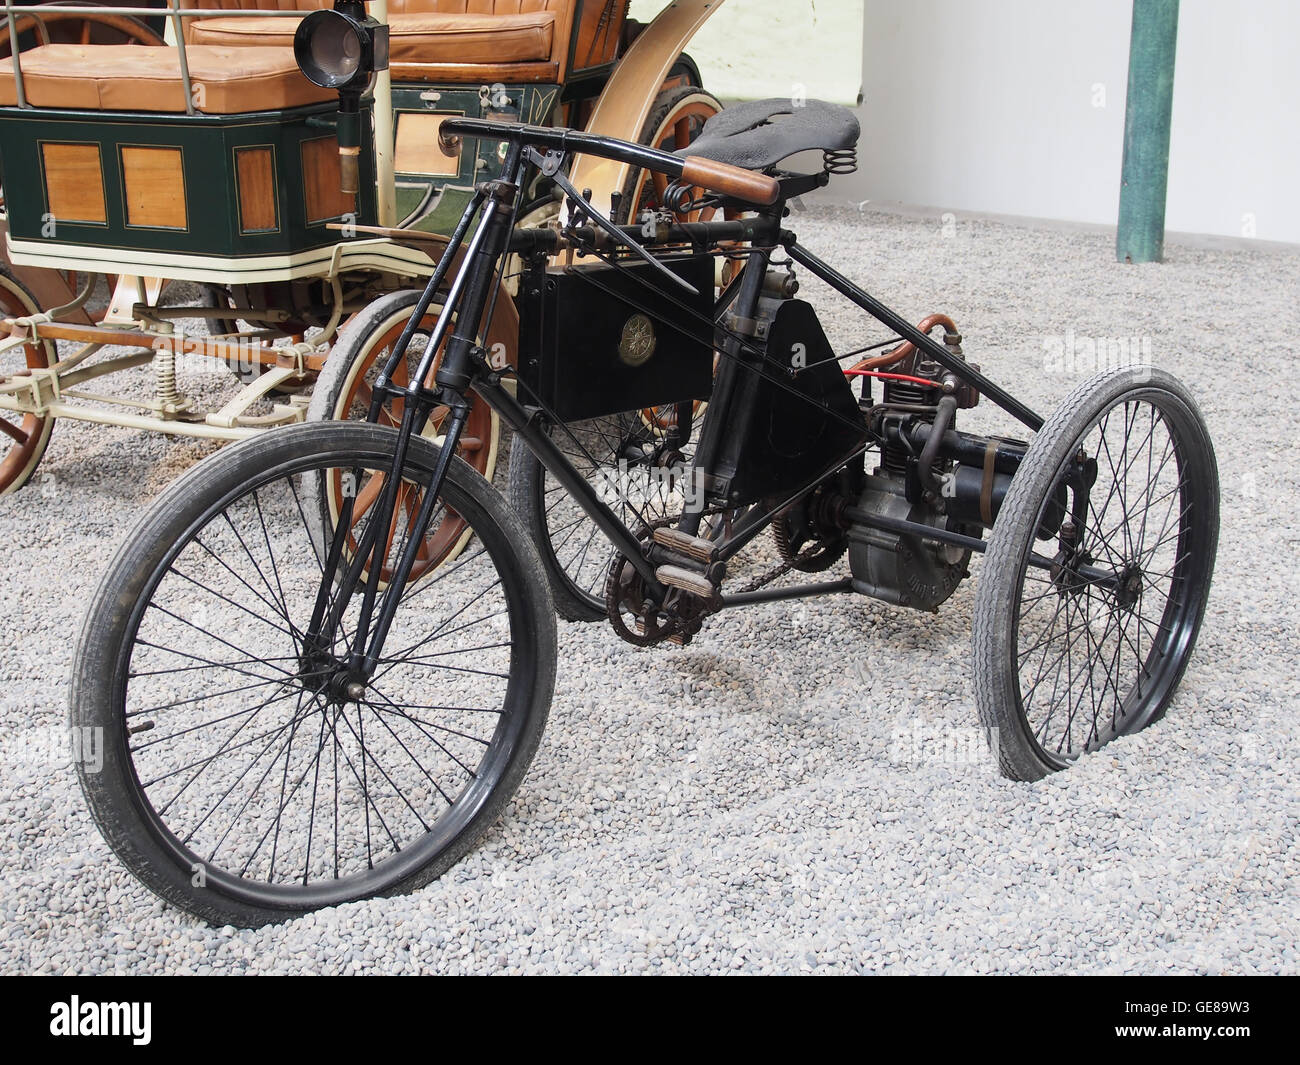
[439,118,781,207]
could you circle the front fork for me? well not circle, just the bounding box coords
[303,150,522,679]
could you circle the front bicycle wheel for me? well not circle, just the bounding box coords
[70,422,556,926]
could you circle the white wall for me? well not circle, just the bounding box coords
[628,1,865,106]
[639,0,1300,243]
[835,0,1300,243]
[1165,1,1300,242]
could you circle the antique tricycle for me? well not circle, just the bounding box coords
[0,0,728,494]
[62,4,1222,926]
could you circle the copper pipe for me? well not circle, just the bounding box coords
[849,312,959,374]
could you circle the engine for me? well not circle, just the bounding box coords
[842,319,1072,613]
[847,330,989,613]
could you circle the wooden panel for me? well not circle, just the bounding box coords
[301,136,355,223]
[235,147,277,233]
[41,143,107,224]
[394,113,462,177]
[121,146,187,230]
[572,0,627,71]
[389,60,559,84]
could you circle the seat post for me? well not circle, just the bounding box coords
[678,203,783,536]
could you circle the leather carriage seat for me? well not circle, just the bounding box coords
[0,43,334,112]
[185,0,580,83]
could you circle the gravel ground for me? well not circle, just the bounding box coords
[0,205,1296,974]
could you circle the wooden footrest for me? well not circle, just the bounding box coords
[655,564,717,600]
[652,527,717,564]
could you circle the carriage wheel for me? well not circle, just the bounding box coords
[305,290,500,582]
[0,266,57,495]
[973,367,1219,780]
[0,8,165,56]
[617,86,726,224]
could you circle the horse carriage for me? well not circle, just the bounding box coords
[0,0,726,493]
[0,0,1222,926]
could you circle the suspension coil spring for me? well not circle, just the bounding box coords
[155,347,178,403]
[663,180,701,215]
[823,147,858,175]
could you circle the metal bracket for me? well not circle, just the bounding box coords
[206,366,304,429]
[725,313,768,340]
[530,146,565,177]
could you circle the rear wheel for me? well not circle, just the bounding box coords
[972,367,1219,780]
[71,421,555,927]
[509,406,702,621]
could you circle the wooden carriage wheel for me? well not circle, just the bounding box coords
[618,86,728,224]
[0,267,57,494]
[308,291,500,584]
[0,7,165,56]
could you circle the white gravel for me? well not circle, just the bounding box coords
[0,205,1296,974]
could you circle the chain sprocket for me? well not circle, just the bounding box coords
[770,490,848,573]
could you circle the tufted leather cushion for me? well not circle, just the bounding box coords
[180,0,576,81]
[189,11,556,64]
[0,44,334,113]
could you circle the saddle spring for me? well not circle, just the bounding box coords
[823,147,858,175]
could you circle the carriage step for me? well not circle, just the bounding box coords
[655,564,718,600]
[652,528,717,564]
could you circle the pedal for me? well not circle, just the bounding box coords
[655,564,717,600]
[652,527,717,564]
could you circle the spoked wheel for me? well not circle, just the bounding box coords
[71,422,556,927]
[973,367,1220,780]
[307,290,501,579]
[508,405,703,621]
[0,266,57,494]
[618,87,727,224]
[0,7,166,55]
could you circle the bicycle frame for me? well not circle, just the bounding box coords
[310,121,1055,680]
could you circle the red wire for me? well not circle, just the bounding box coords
[843,369,942,388]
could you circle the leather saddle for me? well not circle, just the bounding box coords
[675,98,860,173]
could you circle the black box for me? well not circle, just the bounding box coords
[515,255,715,422]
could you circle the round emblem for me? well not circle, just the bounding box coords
[618,314,656,367]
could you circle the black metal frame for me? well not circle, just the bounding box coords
[306,119,1071,681]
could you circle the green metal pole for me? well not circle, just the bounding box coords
[1117,0,1179,263]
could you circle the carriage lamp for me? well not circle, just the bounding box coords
[294,1,390,195]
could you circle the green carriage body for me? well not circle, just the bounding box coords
[0,100,377,267]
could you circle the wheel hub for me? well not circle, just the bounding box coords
[298,650,365,704]
[1114,562,1144,610]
